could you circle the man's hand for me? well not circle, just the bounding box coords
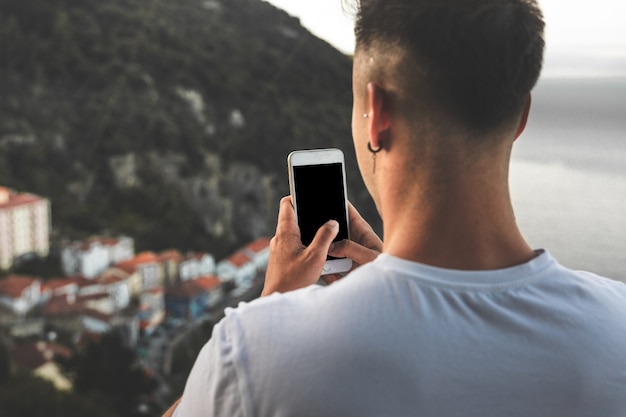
[324,202,383,284]
[262,196,340,296]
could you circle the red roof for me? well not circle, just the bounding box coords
[44,294,84,317]
[11,341,72,371]
[66,275,99,289]
[41,278,77,293]
[246,237,271,253]
[93,236,121,246]
[0,275,40,298]
[44,294,112,319]
[227,252,251,268]
[97,269,129,285]
[0,190,46,210]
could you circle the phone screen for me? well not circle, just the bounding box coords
[293,163,349,253]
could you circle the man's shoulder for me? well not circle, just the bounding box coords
[230,260,386,319]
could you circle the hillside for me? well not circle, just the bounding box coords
[0,0,378,259]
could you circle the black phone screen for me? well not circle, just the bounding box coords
[293,163,349,251]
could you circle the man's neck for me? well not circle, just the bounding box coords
[379,145,535,271]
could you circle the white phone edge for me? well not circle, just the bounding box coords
[287,148,352,275]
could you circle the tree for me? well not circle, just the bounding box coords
[73,333,158,417]
[0,371,117,417]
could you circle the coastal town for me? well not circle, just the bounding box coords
[0,185,269,404]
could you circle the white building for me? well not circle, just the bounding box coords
[0,275,42,316]
[61,236,134,278]
[179,253,216,282]
[97,269,131,310]
[242,237,271,272]
[216,251,256,287]
[0,187,50,270]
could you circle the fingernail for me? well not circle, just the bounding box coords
[328,220,339,229]
[329,242,336,251]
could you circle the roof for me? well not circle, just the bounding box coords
[79,292,110,302]
[66,275,100,289]
[41,278,78,293]
[226,252,252,268]
[166,276,220,299]
[97,269,129,285]
[159,249,183,262]
[0,275,41,298]
[11,341,72,371]
[194,275,221,290]
[44,294,84,317]
[115,252,159,274]
[44,294,113,319]
[0,188,46,210]
[82,308,112,323]
[245,237,271,253]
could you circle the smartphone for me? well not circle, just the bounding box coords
[288,148,352,275]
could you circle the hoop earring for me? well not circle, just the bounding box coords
[367,142,382,153]
[367,142,383,173]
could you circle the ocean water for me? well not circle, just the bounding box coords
[510,78,626,283]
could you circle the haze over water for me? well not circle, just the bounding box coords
[510,78,626,283]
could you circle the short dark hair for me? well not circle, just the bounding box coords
[350,0,545,132]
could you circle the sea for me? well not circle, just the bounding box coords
[509,77,626,284]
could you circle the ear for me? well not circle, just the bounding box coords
[514,94,532,141]
[366,82,391,149]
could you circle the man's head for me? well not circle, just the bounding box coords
[348,0,545,135]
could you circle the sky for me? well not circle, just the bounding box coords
[263,0,626,78]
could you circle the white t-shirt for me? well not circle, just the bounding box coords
[175,251,626,417]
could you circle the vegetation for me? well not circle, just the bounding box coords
[70,333,159,417]
[0,372,118,417]
[0,0,377,259]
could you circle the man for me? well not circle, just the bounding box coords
[167,0,626,415]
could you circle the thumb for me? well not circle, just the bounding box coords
[308,220,340,254]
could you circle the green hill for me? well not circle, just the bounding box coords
[0,0,378,258]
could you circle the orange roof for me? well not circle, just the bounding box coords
[159,250,183,262]
[134,252,159,263]
[195,275,221,290]
[115,251,159,273]
[0,275,40,298]
[227,252,251,267]
[246,237,271,253]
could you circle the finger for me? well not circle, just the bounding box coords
[322,274,342,285]
[308,220,340,255]
[328,239,379,266]
[346,202,382,249]
[275,196,300,240]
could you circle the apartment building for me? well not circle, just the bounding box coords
[0,187,50,270]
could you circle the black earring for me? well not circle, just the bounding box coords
[367,142,382,153]
[367,142,382,173]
